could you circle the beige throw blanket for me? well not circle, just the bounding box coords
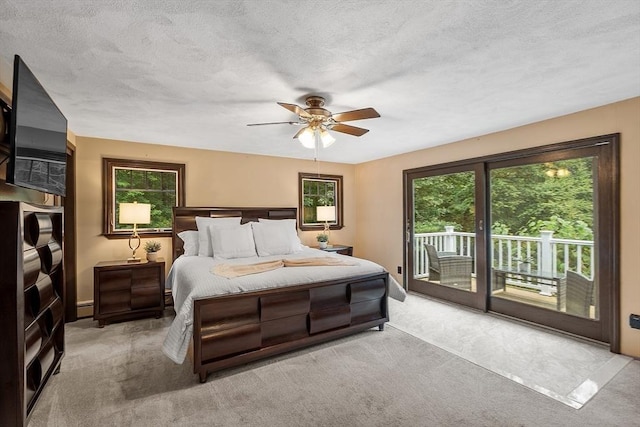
[212,260,284,278]
[282,257,357,267]
[212,257,357,279]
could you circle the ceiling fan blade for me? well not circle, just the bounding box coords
[277,102,312,119]
[331,123,370,137]
[246,121,302,126]
[331,107,380,122]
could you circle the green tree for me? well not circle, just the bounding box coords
[413,171,475,233]
[490,158,594,239]
[413,157,594,240]
[115,169,176,229]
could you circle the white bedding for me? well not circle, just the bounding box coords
[162,247,405,363]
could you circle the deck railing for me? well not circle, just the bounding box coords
[414,227,594,284]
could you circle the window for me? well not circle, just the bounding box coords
[298,172,343,231]
[103,158,185,238]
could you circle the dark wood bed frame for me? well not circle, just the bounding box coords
[172,207,389,383]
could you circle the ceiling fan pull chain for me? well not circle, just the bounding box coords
[315,136,319,173]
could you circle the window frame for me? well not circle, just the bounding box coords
[102,158,185,239]
[298,172,344,231]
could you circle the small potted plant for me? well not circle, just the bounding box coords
[316,233,329,249]
[144,240,161,262]
[515,257,533,272]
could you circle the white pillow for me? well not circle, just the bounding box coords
[195,216,241,257]
[177,230,199,256]
[257,218,303,247]
[251,221,303,256]
[258,218,297,226]
[209,223,257,259]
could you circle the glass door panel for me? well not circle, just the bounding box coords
[411,171,476,293]
[489,157,598,320]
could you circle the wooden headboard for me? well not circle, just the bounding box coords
[172,206,297,261]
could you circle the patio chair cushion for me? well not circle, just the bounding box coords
[425,244,472,289]
[564,270,594,318]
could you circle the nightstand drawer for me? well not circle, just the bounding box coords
[94,259,165,327]
[132,266,162,287]
[132,285,161,309]
[99,290,131,313]
[97,270,132,292]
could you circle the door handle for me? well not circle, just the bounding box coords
[406,219,411,243]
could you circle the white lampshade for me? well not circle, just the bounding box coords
[298,126,316,149]
[316,205,336,222]
[319,128,336,148]
[119,202,151,225]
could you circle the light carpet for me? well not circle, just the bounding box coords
[388,292,633,408]
[29,314,639,426]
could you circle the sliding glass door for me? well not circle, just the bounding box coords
[404,135,618,346]
[487,143,615,342]
[489,157,596,316]
[406,164,487,309]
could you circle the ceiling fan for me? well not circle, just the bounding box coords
[247,95,380,149]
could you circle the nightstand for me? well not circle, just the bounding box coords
[316,244,353,256]
[93,259,165,327]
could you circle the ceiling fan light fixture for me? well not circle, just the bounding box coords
[298,126,316,149]
[319,128,336,148]
[249,95,380,146]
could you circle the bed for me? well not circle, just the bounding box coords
[162,207,397,383]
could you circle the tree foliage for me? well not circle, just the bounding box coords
[491,158,594,239]
[114,169,177,229]
[414,158,594,240]
[302,179,335,223]
[414,171,475,233]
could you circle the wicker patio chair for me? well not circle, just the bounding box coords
[425,244,472,290]
[561,270,595,318]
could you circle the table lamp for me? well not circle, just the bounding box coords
[119,201,151,262]
[316,205,336,244]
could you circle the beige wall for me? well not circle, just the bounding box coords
[75,137,356,305]
[0,81,9,100]
[354,97,640,357]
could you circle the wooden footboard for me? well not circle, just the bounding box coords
[193,272,389,382]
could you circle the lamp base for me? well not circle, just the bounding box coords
[127,233,142,263]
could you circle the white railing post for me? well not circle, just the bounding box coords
[414,234,429,279]
[444,226,457,253]
[539,230,554,296]
[540,230,554,273]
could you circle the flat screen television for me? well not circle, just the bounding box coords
[6,55,67,196]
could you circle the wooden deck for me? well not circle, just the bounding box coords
[419,277,596,319]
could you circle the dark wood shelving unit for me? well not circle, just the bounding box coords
[0,202,65,426]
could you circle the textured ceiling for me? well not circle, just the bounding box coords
[0,0,639,164]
